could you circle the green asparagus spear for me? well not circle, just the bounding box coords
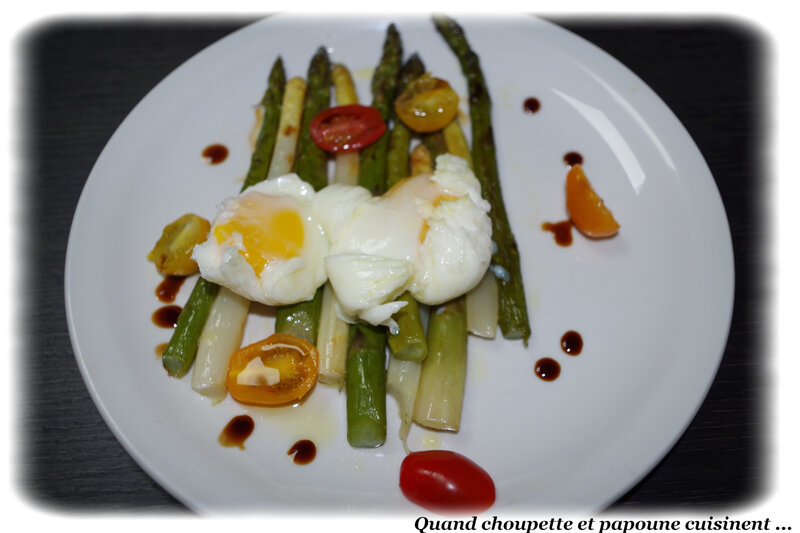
[293,46,331,192]
[242,57,286,191]
[346,323,388,447]
[162,277,220,377]
[274,47,331,344]
[386,132,434,446]
[345,24,403,447]
[387,53,425,188]
[274,291,324,344]
[387,292,427,361]
[421,130,448,161]
[358,23,403,196]
[385,54,428,361]
[433,15,531,344]
[162,57,286,378]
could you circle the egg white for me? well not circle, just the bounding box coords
[314,154,493,329]
[193,155,492,329]
[193,174,329,306]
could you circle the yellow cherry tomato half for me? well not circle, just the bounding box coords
[394,74,459,133]
[226,333,319,406]
[565,164,621,238]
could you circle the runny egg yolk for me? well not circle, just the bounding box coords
[212,194,305,276]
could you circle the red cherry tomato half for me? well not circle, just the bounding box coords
[399,450,496,514]
[309,104,386,153]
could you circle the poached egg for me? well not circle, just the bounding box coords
[194,154,492,330]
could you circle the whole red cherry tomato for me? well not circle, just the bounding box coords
[399,450,495,514]
[309,104,386,152]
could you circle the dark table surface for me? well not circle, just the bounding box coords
[18,15,768,514]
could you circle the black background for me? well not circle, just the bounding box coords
[17,15,768,512]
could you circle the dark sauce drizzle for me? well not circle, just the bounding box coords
[540,152,585,247]
[561,331,583,355]
[563,151,583,166]
[203,143,229,164]
[155,276,186,303]
[152,305,182,328]
[288,439,317,465]
[523,97,541,114]
[541,220,573,247]
[534,357,561,381]
[218,415,255,449]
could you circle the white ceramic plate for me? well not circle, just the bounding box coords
[65,14,734,514]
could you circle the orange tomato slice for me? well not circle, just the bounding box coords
[226,333,319,406]
[565,164,620,238]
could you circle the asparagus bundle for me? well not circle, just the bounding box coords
[433,15,532,344]
[163,21,513,452]
[346,24,403,448]
[162,57,286,378]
